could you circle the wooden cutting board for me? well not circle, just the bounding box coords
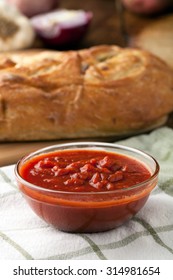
[0,135,125,167]
[0,138,115,167]
[0,140,67,167]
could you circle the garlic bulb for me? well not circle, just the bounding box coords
[0,2,35,51]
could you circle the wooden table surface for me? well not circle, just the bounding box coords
[1,0,173,167]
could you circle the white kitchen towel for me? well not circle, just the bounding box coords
[0,126,173,260]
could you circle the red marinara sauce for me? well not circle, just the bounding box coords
[20,150,151,192]
[18,149,155,232]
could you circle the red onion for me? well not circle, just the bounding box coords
[30,9,93,46]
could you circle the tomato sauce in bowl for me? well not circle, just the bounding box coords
[15,142,159,233]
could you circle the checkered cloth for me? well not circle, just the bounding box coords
[0,127,173,260]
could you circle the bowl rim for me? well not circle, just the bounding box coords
[14,141,160,195]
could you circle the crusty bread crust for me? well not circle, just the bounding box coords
[0,45,173,141]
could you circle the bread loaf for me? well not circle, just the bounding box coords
[0,45,173,141]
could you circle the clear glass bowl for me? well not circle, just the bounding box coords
[15,142,159,233]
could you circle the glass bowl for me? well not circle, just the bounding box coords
[15,142,159,233]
